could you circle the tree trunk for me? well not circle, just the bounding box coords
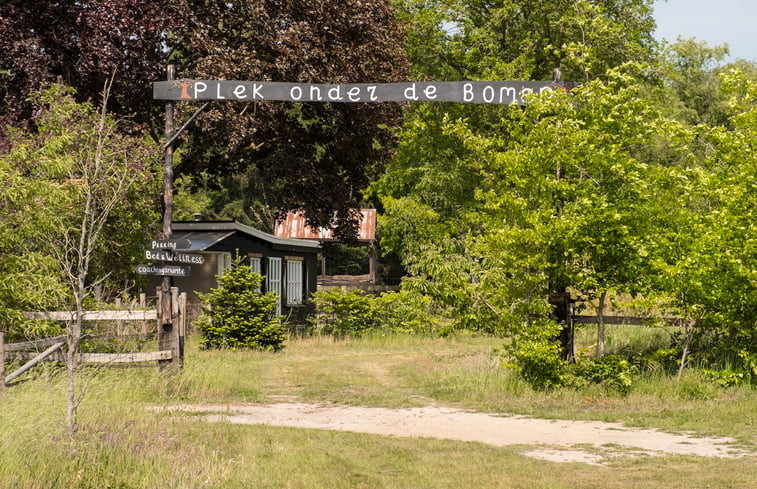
[677,319,695,381]
[550,289,574,361]
[65,317,79,433]
[65,288,85,434]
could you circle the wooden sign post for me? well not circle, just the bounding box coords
[159,64,178,368]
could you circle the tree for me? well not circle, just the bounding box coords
[376,0,660,353]
[0,0,184,151]
[0,82,160,431]
[679,68,757,378]
[170,0,409,234]
[196,256,285,351]
[374,63,685,360]
[392,0,657,82]
[655,38,732,126]
[1,1,409,233]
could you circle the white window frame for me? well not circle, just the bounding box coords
[267,257,282,316]
[217,252,232,278]
[249,255,262,292]
[286,259,304,305]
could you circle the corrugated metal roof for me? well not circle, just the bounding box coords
[274,210,376,242]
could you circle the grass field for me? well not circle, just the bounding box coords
[1,333,755,488]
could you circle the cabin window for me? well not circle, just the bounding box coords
[286,259,304,305]
[249,255,262,292]
[267,257,282,316]
[217,252,232,277]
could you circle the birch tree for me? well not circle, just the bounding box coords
[0,81,159,431]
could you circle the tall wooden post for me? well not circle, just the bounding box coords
[369,242,378,284]
[158,64,179,366]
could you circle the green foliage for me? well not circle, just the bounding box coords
[656,38,732,126]
[312,290,380,338]
[373,289,437,335]
[571,355,637,394]
[701,368,749,388]
[197,257,285,351]
[392,0,656,81]
[501,320,567,391]
[320,242,371,276]
[311,289,437,338]
[0,83,159,331]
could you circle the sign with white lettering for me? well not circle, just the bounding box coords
[145,249,206,265]
[151,239,192,250]
[135,264,191,277]
[153,80,563,106]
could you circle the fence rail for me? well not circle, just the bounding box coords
[2,291,186,388]
[23,310,158,321]
[573,315,686,327]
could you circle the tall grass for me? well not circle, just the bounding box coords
[1,333,755,488]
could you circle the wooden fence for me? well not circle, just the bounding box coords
[1,289,187,389]
[573,315,686,327]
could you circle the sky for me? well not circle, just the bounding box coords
[653,0,757,62]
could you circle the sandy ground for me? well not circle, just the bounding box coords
[162,402,751,465]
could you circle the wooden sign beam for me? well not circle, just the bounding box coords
[153,80,565,106]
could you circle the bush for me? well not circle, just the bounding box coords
[311,289,436,338]
[196,257,285,351]
[570,355,637,394]
[311,289,379,338]
[501,320,567,391]
[373,289,436,335]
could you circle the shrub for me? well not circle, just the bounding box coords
[501,320,567,391]
[196,256,285,351]
[570,355,637,394]
[311,289,436,338]
[373,289,436,335]
[311,289,379,338]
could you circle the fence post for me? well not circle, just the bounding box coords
[170,287,181,365]
[178,292,187,365]
[115,297,124,336]
[156,286,171,367]
[139,293,148,336]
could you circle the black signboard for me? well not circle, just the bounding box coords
[151,239,192,250]
[145,249,206,265]
[135,264,191,277]
[153,80,562,106]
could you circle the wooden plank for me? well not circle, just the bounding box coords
[23,310,158,321]
[78,350,172,364]
[5,350,171,364]
[5,351,65,362]
[5,335,67,352]
[5,342,65,384]
[574,315,684,326]
[574,315,647,326]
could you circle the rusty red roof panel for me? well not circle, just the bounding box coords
[274,209,376,241]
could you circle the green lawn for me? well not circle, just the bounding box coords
[1,334,755,488]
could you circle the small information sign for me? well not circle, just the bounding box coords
[151,239,192,250]
[145,249,206,265]
[135,264,191,277]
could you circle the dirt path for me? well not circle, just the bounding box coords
[162,402,750,465]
